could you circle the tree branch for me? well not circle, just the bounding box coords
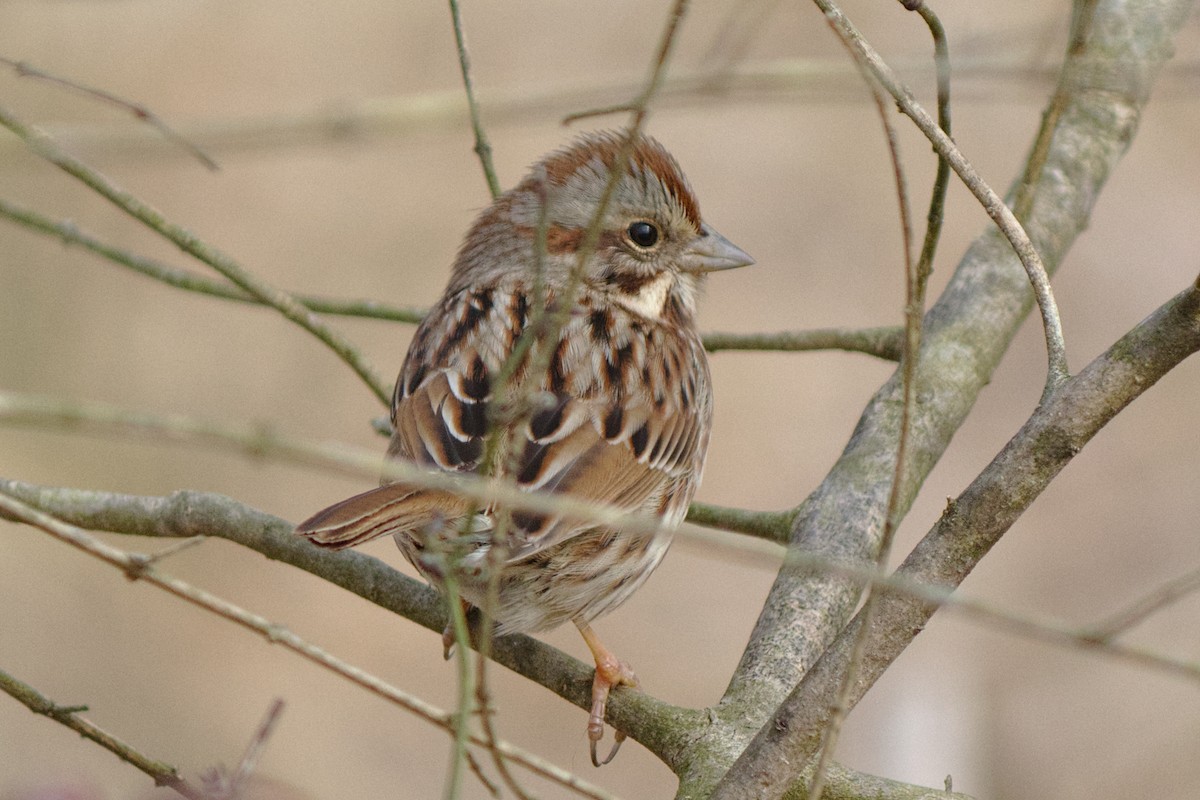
[712,272,1200,798]
[812,0,1070,395]
[0,478,994,800]
[701,326,902,359]
[0,198,904,358]
[672,0,1194,795]
[0,491,623,800]
[0,105,392,405]
[0,479,695,764]
[0,667,207,800]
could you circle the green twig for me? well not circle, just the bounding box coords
[702,326,903,359]
[447,0,501,198]
[0,197,426,324]
[0,103,392,406]
[0,666,207,800]
[904,0,952,290]
[685,503,798,542]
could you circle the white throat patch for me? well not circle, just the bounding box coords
[614,271,674,319]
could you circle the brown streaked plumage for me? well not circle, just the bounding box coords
[295,130,753,765]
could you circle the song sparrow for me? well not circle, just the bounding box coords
[296,130,752,765]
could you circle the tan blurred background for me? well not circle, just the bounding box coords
[2,2,1198,798]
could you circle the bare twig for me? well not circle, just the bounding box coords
[0,104,392,406]
[811,0,1069,397]
[685,503,798,542]
[0,492,623,800]
[712,274,1200,800]
[807,30,919,799]
[0,666,207,800]
[0,196,420,325]
[230,699,285,797]
[447,0,501,198]
[202,699,287,800]
[702,326,903,359]
[1084,563,1200,642]
[902,0,952,290]
[0,55,218,170]
[0,199,909,355]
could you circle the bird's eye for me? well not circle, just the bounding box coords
[626,221,660,249]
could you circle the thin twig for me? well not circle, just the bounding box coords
[811,0,1070,398]
[0,55,218,171]
[202,699,287,800]
[0,666,207,800]
[0,104,393,406]
[904,0,952,290]
[16,55,1198,162]
[1,196,901,368]
[702,326,903,359]
[2,197,910,362]
[1084,564,1200,642]
[0,196,421,325]
[0,388,708,550]
[229,699,285,798]
[447,0,501,198]
[10,474,1200,768]
[685,502,798,543]
[807,30,919,799]
[0,492,623,800]
[711,274,1200,800]
[442,569,474,800]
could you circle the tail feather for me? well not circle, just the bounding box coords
[295,483,469,550]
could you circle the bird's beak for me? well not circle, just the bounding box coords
[680,224,755,274]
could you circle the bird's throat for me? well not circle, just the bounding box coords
[611,270,674,320]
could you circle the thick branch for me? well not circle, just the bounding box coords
[713,274,1200,798]
[0,492,621,800]
[0,480,698,763]
[1,479,972,800]
[656,1,1198,796]
[722,0,1190,720]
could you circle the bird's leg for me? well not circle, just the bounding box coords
[576,622,639,767]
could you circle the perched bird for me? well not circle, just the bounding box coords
[296,130,752,765]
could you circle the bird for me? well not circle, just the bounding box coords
[295,130,753,765]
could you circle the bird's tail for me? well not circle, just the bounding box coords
[295,482,470,550]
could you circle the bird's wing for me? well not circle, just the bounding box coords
[298,285,711,558]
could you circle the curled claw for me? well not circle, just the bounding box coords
[590,728,627,767]
[579,622,639,767]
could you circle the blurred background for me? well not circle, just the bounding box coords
[2,2,1198,798]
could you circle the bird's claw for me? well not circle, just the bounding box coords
[590,727,627,767]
